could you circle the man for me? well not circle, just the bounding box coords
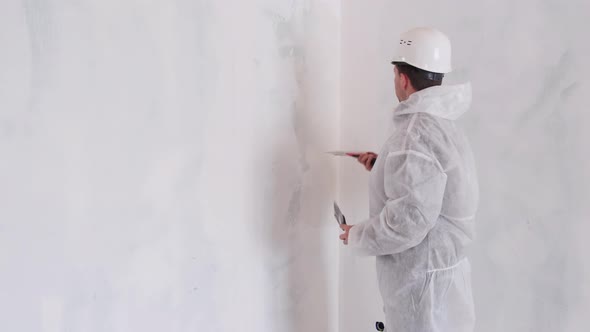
[339,27,479,332]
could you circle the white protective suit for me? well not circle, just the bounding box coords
[349,83,478,332]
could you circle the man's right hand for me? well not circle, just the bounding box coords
[357,152,378,171]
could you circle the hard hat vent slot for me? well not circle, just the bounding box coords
[400,39,413,46]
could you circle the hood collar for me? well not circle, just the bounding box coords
[395,83,472,120]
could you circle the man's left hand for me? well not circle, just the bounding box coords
[339,224,353,245]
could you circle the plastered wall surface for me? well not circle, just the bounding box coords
[0,1,341,331]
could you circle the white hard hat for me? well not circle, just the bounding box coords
[391,27,452,74]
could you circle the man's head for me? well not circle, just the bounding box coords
[391,27,452,101]
[393,62,444,101]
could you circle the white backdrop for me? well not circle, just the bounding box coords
[339,1,590,331]
[0,1,341,331]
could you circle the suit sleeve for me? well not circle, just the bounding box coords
[348,150,447,256]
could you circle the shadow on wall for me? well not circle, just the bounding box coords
[262,83,333,332]
[260,15,335,330]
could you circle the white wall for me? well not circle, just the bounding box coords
[0,1,341,331]
[339,1,590,331]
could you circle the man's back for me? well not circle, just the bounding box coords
[364,84,478,331]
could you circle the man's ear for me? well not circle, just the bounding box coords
[400,73,412,91]
[401,74,416,91]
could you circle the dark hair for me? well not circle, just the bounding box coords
[392,62,444,91]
